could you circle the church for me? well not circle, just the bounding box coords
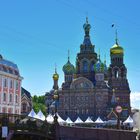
[45,18,131,121]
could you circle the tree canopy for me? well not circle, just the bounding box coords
[32,95,46,116]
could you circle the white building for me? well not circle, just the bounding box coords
[0,54,23,115]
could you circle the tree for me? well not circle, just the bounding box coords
[32,95,46,116]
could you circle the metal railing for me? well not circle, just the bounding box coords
[0,113,55,139]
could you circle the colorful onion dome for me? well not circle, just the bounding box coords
[63,60,75,75]
[94,57,107,73]
[53,73,59,81]
[83,17,91,37]
[53,67,59,80]
[110,30,124,55]
[110,42,124,55]
[63,51,75,75]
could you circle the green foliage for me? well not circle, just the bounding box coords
[32,95,46,116]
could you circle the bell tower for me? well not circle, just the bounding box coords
[76,17,97,83]
[108,30,131,117]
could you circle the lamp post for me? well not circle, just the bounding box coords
[45,92,52,115]
[53,90,59,123]
[115,105,122,129]
[112,88,122,129]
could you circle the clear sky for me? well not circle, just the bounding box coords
[0,0,140,108]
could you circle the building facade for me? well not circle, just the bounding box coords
[45,18,131,121]
[21,87,32,115]
[0,54,23,115]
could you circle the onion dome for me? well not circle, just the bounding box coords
[63,51,75,75]
[94,54,107,73]
[53,67,59,80]
[83,17,92,46]
[110,42,123,55]
[0,54,19,76]
[110,30,124,55]
[63,60,75,75]
[83,17,91,37]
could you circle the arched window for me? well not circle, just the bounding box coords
[115,70,119,78]
[86,109,89,114]
[83,61,88,72]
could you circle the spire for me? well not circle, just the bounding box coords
[83,17,91,37]
[86,16,88,24]
[55,63,57,74]
[98,48,101,61]
[104,54,106,64]
[68,50,70,62]
[53,63,59,81]
[115,29,118,45]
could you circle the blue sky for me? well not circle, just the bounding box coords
[0,0,140,108]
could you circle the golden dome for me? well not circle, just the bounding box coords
[110,43,124,55]
[53,73,59,80]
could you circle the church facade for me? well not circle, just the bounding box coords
[45,18,131,121]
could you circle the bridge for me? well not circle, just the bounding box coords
[0,113,56,140]
[0,113,137,140]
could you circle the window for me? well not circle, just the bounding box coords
[3,107,6,113]
[16,95,18,103]
[9,68,13,74]
[9,94,12,102]
[115,70,119,78]
[3,66,7,72]
[3,93,6,101]
[90,63,94,71]
[10,80,13,88]
[86,109,89,114]
[83,61,88,72]
[15,70,19,75]
[22,103,27,112]
[77,109,79,114]
[16,81,18,90]
[4,79,7,87]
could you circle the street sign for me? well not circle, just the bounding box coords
[115,106,122,113]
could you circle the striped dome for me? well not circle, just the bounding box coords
[63,60,75,75]
[94,59,107,73]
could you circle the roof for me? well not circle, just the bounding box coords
[0,55,20,76]
[0,59,18,69]
[21,87,32,98]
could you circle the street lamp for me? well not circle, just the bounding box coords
[53,90,59,123]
